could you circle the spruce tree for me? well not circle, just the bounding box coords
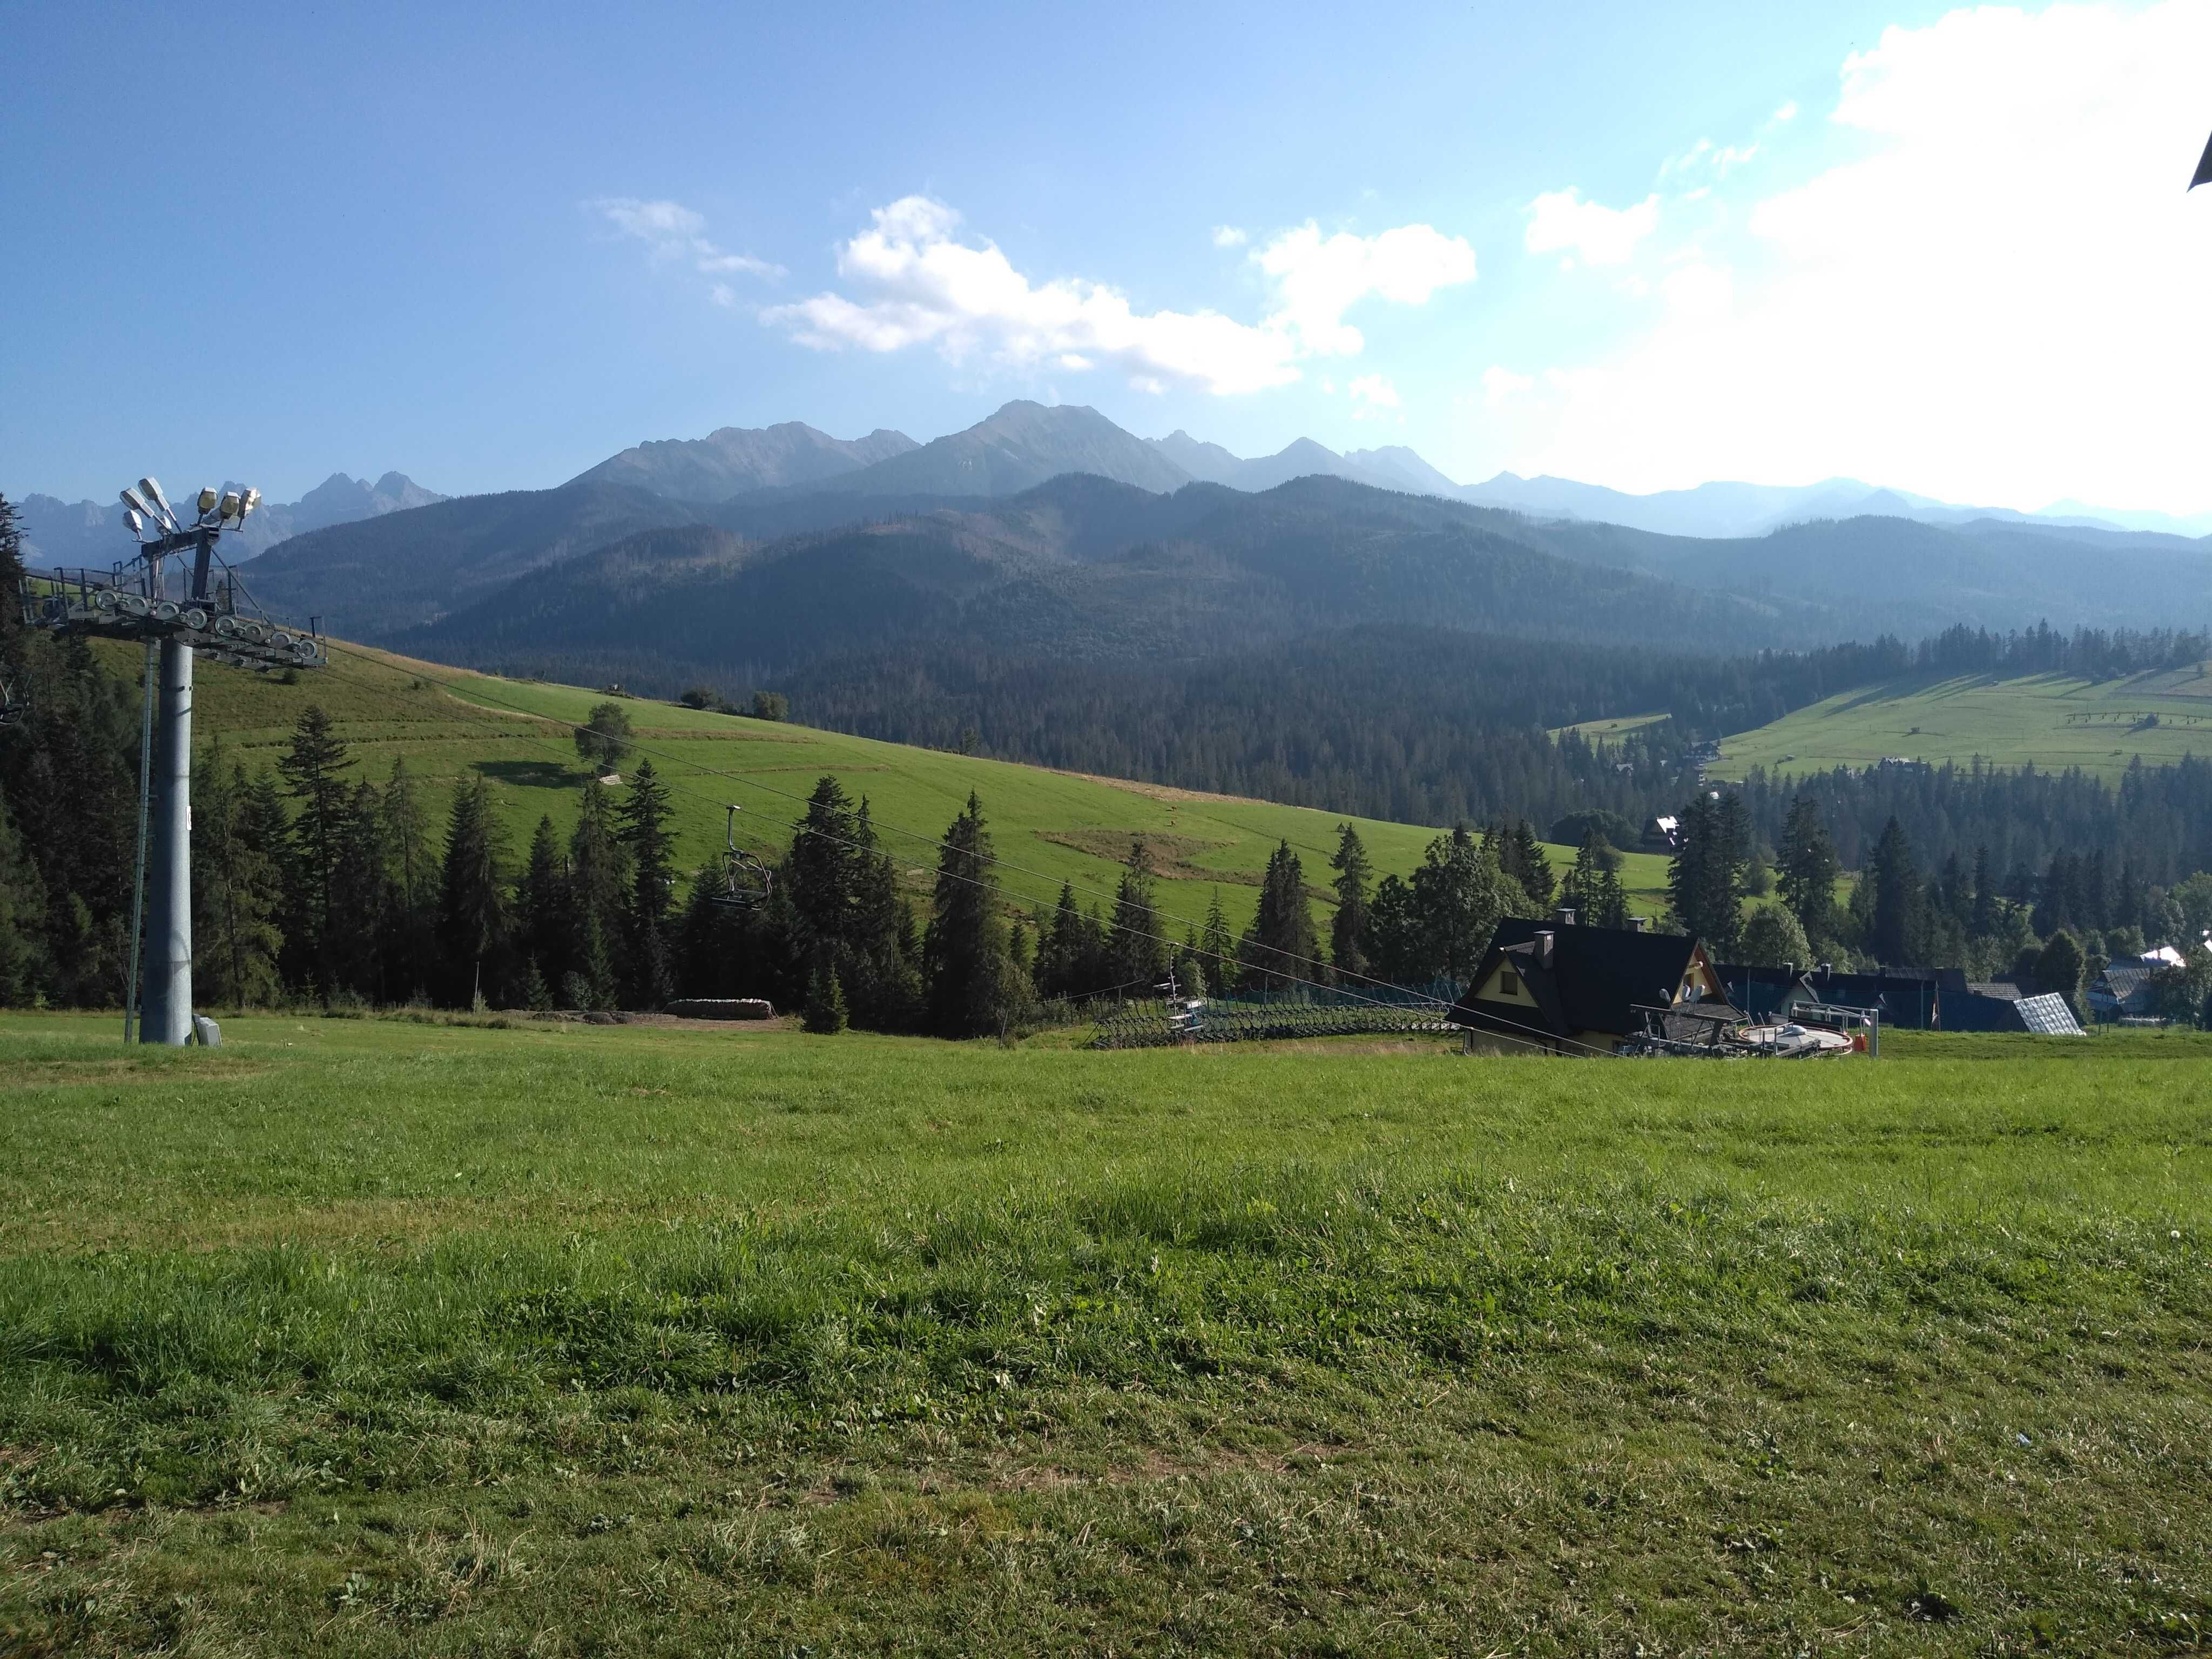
[1328,823,1372,983]
[379,758,441,999]
[619,761,677,942]
[1561,833,1630,929]
[923,793,1024,1036]
[569,780,632,996]
[1669,792,1750,955]
[1769,796,1840,947]
[1868,817,1920,966]
[1109,839,1169,990]
[803,962,848,1034]
[438,775,511,1008]
[1504,819,1555,909]
[190,746,283,1008]
[517,814,570,993]
[276,705,356,990]
[1365,874,1426,986]
[1198,886,1238,992]
[1241,841,1319,993]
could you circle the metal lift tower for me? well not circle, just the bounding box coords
[21,477,327,1044]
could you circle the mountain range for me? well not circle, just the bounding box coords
[545,399,2212,538]
[15,471,446,567]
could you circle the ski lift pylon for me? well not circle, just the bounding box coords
[713,804,773,909]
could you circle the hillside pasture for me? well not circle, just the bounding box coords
[0,1013,2207,1654]
[100,639,1678,936]
[1715,664,2212,783]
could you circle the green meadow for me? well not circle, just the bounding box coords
[3,1011,2208,1654]
[1714,663,2212,784]
[106,638,1678,933]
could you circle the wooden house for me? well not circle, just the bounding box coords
[1449,914,1732,1055]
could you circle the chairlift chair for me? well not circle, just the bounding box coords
[712,804,773,909]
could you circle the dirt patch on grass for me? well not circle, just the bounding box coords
[0,1057,272,1091]
[1042,769,1274,808]
[1034,830,1256,885]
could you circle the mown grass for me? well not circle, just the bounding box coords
[1715,664,2212,783]
[2,1013,2209,1654]
[92,636,1680,932]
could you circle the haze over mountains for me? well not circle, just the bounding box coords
[16,471,446,567]
[21,397,2211,699]
[226,396,2212,697]
[546,399,2212,538]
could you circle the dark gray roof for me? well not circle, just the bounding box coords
[1452,919,1717,1044]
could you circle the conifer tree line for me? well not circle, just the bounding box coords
[1665,787,2212,1024]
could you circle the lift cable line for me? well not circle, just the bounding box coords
[19,477,326,1046]
[306,646,1621,1059]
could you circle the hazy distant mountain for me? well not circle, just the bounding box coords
[397,473,1819,688]
[1343,445,1469,497]
[14,471,446,565]
[801,401,1193,497]
[569,421,917,502]
[1147,430,1419,494]
[245,479,699,636]
[2035,499,2212,538]
[1451,471,2202,539]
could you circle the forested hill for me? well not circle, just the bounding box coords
[394,474,1820,681]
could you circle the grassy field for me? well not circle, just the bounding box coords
[95,638,1678,934]
[1714,663,2212,783]
[3,1011,2209,1654]
[1547,711,1671,744]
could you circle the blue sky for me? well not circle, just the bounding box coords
[6,1,2208,512]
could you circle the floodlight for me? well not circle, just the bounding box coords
[218,490,241,521]
[120,487,149,516]
[124,508,145,536]
[197,486,219,515]
[139,477,177,528]
[240,487,260,517]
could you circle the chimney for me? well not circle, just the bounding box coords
[1818,962,1832,977]
[1554,906,1576,928]
[1534,929,1555,967]
[1782,961,1796,979]
[1629,916,1649,933]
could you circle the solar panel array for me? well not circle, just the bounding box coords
[2014,993,2085,1036]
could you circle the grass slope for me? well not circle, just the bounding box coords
[2,1013,2209,1653]
[99,639,1677,935]
[1715,663,2212,783]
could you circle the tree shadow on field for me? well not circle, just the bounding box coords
[478,760,582,793]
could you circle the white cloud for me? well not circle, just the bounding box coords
[1523,188,1660,267]
[763,197,1476,395]
[1500,0,2212,515]
[1348,372,1400,415]
[1772,100,1798,123]
[595,197,785,293]
[1212,225,1249,247]
[1480,365,1535,408]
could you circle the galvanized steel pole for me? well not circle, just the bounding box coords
[139,635,194,1045]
